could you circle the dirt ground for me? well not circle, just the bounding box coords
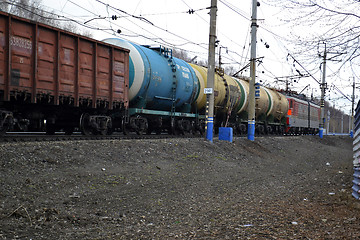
[0,135,359,239]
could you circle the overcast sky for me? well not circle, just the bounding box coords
[37,0,356,114]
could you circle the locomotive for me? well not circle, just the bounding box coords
[286,94,320,135]
[0,11,320,136]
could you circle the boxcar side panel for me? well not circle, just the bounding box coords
[78,39,94,98]
[37,26,56,94]
[10,19,34,91]
[59,33,76,95]
[97,44,111,99]
[113,49,128,107]
[0,15,7,99]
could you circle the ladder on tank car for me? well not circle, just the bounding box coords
[160,46,178,132]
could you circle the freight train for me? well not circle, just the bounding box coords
[0,11,320,136]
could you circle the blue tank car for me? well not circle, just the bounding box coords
[103,38,202,134]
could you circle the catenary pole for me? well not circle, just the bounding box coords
[248,0,259,141]
[319,45,327,139]
[349,110,351,134]
[205,0,217,142]
[327,110,330,135]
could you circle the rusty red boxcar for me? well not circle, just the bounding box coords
[0,11,129,135]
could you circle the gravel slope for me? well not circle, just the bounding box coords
[0,135,358,239]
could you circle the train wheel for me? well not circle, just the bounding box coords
[0,112,13,135]
[99,118,112,135]
[123,126,129,135]
[169,118,176,135]
[177,119,191,135]
[136,118,148,135]
[99,128,108,135]
[122,118,128,135]
[257,125,265,135]
[280,126,285,135]
[80,113,92,136]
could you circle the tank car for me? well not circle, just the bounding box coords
[286,95,320,134]
[187,64,289,135]
[232,78,288,135]
[189,64,243,128]
[263,87,289,134]
[103,38,201,135]
[0,12,129,135]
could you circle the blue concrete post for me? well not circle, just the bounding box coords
[248,120,255,141]
[206,117,213,142]
[319,127,323,139]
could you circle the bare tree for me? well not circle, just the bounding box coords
[0,0,9,12]
[1,0,93,37]
[266,0,360,76]
[3,0,57,26]
[224,65,237,76]
[172,48,193,62]
[172,48,208,66]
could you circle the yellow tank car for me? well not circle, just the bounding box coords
[189,64,242,118]
[233,76,249,115]
[189,64,207,110]
[233,77,270,120]
[264,88,289,122]
[256,86,271,120]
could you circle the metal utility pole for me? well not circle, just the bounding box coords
[205,0,217,142]
[327,110,330,135]
[248,0,259,141]
[349,110,351,134]
[319,45,327,139]
[351,77,355,138]
[332,101,336,134]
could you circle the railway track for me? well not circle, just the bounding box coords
[0,132,203,143]
[0,131,319,143]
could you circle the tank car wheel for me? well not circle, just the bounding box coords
[169,118,176,135]
[106,126,115,135]
[136,118,148,135]
[257,125,265,135]
[99,129,107,135]
[266,126,272,135]
[123,126,129,135]
[280,126,285,135]
[237,124,246,135]
[136,123,148,135]
[136,128,146,135]
[195,120,205,136]
[176,119,188,135]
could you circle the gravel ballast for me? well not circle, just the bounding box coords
[0,135,359,239]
